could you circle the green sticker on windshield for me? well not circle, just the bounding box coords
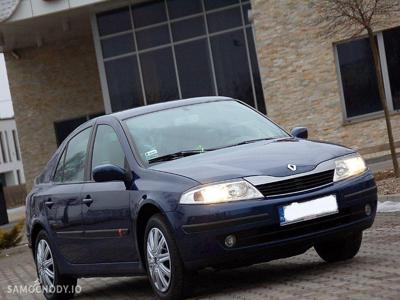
[145,149,158,160]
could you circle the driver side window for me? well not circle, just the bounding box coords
[92,125,126,172]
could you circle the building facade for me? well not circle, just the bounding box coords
[0,118,25,186]
[0,0,399,188]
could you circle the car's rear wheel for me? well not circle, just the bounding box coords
[314,231,362,262]
[144,214,193,300]
[35,230,77,300]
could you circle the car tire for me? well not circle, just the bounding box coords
[144,214,194,300]
[314,231,363,263]
[35,230,78,300]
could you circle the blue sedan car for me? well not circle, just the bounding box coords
[26,97,377,300]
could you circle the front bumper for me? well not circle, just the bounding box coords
[166,171,377,270]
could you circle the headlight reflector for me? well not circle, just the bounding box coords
[334,154,367,182]
[180,180,263,204]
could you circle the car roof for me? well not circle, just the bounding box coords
[109,96,234,120]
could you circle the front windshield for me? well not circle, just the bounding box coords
[124,100,289,164]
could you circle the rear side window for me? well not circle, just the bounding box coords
[36,150,62,184]
[92,125,126,172]
[53,127,92,183]
[53,149,66,183]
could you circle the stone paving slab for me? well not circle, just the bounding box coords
[0,213,399,300]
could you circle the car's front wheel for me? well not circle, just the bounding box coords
[35,230,77,300]
[314,231,363,262]
[144,214,193,300]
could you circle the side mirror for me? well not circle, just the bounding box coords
[92,164,129,184]
[291,127,308,139]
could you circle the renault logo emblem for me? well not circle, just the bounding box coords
[288,164,297,171]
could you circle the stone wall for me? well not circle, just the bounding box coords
[251,0,400,153]
[5,36,104,190]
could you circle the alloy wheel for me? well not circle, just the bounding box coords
[36,239,55,289]
[147,227,172,293]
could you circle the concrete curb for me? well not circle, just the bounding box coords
[378,194,400,202]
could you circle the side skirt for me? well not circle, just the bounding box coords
[61,261,146,278]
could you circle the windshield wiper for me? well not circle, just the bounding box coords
[232,138,276,146]
[148,150,206,164]
[148,138,278,164]
[209,138,276,151]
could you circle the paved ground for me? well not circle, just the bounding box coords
[1,213,399,300]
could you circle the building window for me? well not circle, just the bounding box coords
[54,113,104,146]
[16,170,21,185]
[11,130,20,161]
[95,0,266,114]
[104,56,143,111]
[175,38,215,97]
[4,131,12,163]
[140,47,180,103]
[337,38,381,118]
[383,28,400,111]
[336,26,400,120]
[0,132,7,163]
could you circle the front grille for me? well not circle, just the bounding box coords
[256,169,335,197]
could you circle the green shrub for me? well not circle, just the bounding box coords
[0,219,24,250]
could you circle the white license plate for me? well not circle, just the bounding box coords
[279,195,338,226]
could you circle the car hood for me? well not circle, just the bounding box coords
[149,138,354,184]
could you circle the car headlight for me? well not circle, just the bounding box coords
[334,154,367,182]
[180,180,263,204]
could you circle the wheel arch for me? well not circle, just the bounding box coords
[135,202,165,267]
[30,221,46,255]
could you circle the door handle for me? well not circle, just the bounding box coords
[82,197,93,206]
[45,200,54,208]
